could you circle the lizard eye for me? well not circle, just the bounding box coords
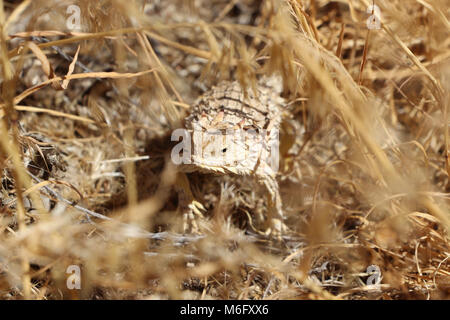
[222,148,227,153]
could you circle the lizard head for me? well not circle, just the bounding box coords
[184,111,264,175]
[177,78,283,176]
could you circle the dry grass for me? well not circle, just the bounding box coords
[0,0,449,299]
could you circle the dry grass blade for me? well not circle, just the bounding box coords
[61,44,80,89]
[26,41,55,80]
[11,68,156,105]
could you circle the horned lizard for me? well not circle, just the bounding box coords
[174,76,287,237]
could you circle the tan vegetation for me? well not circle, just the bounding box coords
[0,0,449,299]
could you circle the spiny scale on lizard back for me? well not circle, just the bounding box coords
[183,76,284,176]
[188,79,281,124]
